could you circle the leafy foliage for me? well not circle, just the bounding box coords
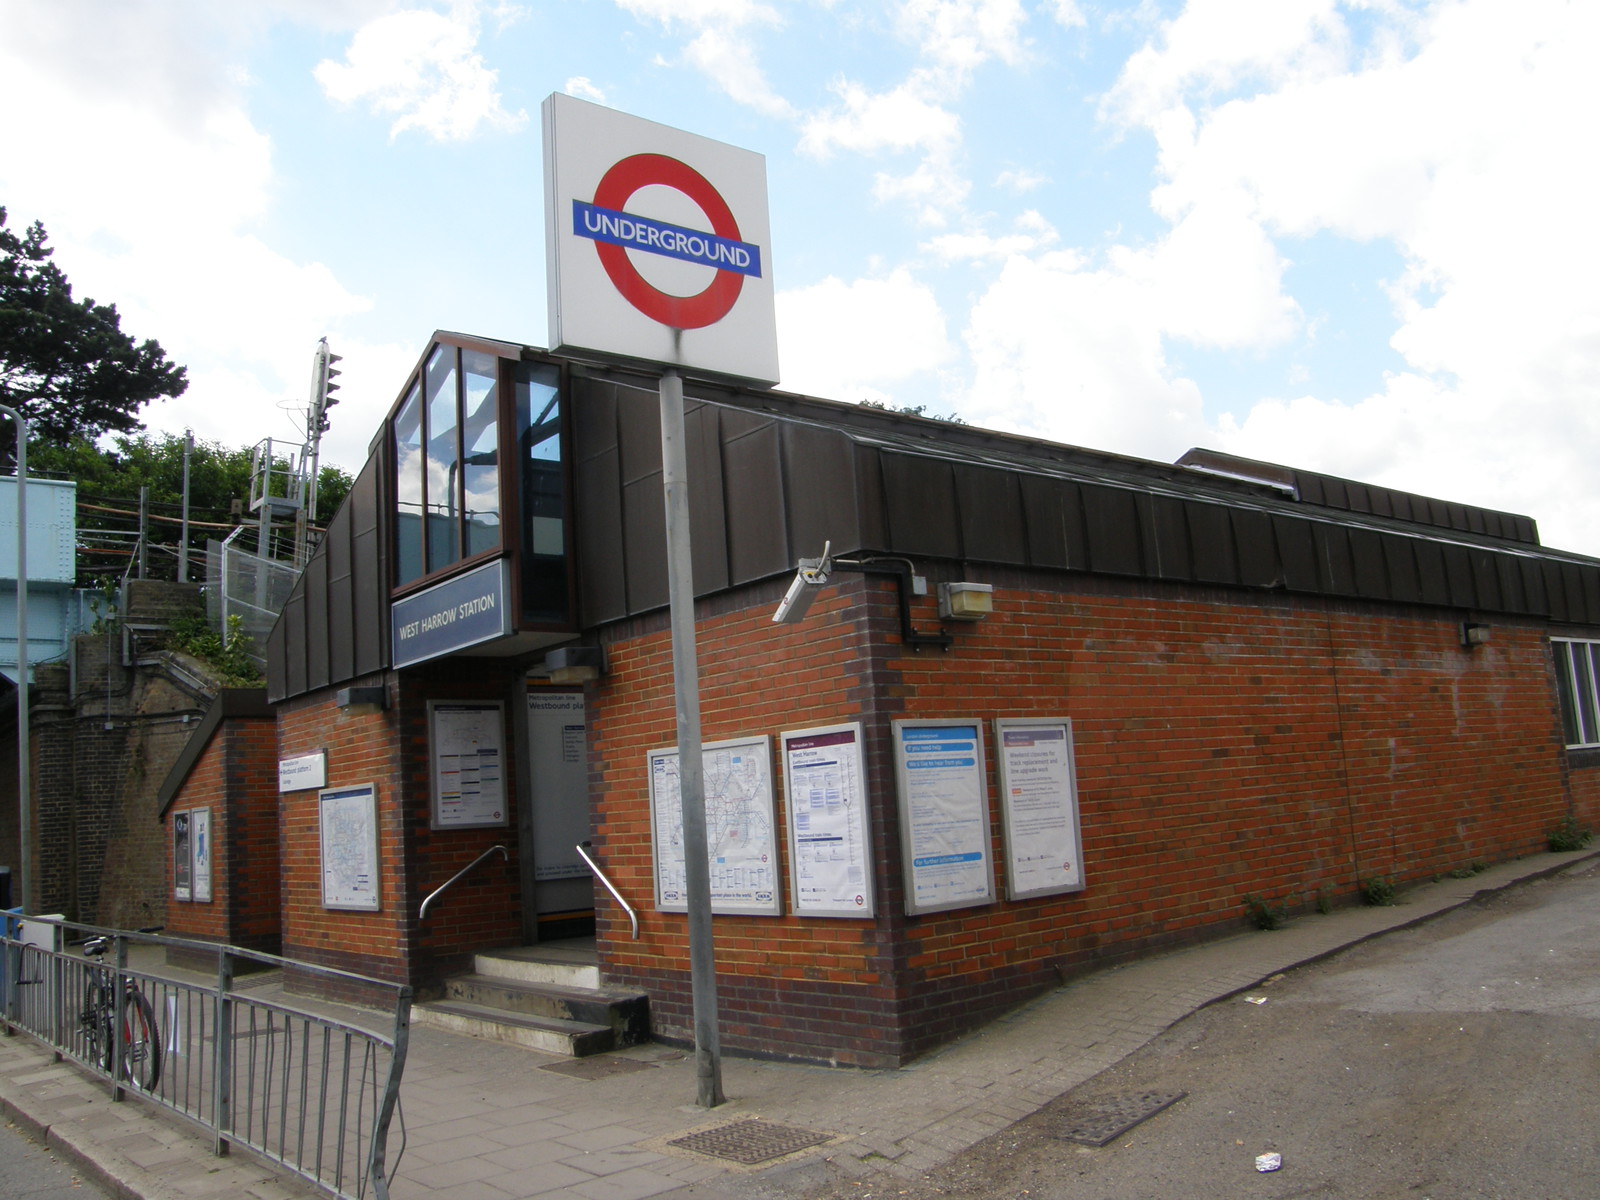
[165,612,263,686]
[1243,893,1290,930]
[858,399,967,424]
[0,206,187,452]
[1360,876,1397,906]
[1547,815,1594,852]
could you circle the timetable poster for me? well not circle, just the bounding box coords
[429,701,508,829]
[782,723,875,917]
[995,718,1085,900]
[892,720,995,915]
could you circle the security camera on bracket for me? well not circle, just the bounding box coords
[772,541,832,625]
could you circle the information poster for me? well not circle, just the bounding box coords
[320,784,380,911]
[995,719,1085,899]
[892,720,995,915]
[782,723,874,917]
[172,811,192,901]
[429,702,507,829]
[191,808,213,903]
[527,690,589,882]
[649,736,780,915]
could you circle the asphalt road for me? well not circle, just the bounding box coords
[0,1117,112,1200]
[806,859,1600,1200]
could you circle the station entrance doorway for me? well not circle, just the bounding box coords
[520,687,595,941]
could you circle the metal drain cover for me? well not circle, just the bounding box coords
[539,1057,654,1081]
[669,1119,832,1164]
[1047,1090,1187,1146]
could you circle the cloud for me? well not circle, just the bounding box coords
[315,5,528,141]
[1054,0,1600,555]
[923,211,1059,263]
[960,252,1208,456]
[897,0,1032,75]
[776,269,953,403]
[0,2,385,464]
[994,167,1048,193]
[564,76,607,103]
[614,0,795,117]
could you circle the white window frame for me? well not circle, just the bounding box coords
[1552,637,1600,749]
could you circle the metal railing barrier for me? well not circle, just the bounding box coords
[1,919,410,1200]
[419,845,508,921]
[577,842,639,940]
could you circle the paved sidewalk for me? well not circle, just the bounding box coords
[4,848,1595,1200]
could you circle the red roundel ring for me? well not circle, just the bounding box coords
[591,153,746,330]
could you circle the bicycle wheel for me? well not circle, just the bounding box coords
[119,987,162,1091]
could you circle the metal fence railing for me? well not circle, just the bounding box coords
[1,920,411,1200]
[207,533,298,668]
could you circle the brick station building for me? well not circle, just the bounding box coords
[159,330,1600,1067]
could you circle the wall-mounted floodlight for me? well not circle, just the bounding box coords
[939,582,993,621]
[773,541,833,625]
[1460,621,1490,649]
[545,645,606,684]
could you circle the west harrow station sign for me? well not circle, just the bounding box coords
[542,92,780,385]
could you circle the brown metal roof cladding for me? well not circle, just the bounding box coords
[265,332,1600,703]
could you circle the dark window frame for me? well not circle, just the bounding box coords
[385,336,578,632]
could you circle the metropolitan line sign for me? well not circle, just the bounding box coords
[542,93,780,385]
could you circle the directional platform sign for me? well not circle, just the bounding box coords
[543,93,779,384]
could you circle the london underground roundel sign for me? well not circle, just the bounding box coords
[543,94,780,385]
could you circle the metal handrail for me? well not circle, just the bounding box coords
[419,845,508,920]
[576,841,639,940]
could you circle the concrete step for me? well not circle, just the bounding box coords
[412,1000,617,1057]
[443,974,649,1045]
[473,943,601,990]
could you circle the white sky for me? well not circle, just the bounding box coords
[2,0,1598,554]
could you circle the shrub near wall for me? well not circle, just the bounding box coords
[589,570,1574,1068]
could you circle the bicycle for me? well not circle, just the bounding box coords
[78,936,162,1091]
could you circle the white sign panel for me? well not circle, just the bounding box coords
[191,808,213,903]
[429,702,508,829]
[543,92,779,384]
[649,736,780,915]
[279,751,327,793]
[782,723,875,918]
[995,719,1085,900]
[892,720,995,915]
[319,784,380,911]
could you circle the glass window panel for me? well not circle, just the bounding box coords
[461,349,501,558]
[516,362,567,623]
[392,383,425,586]
[1574,643,1600,748]
[1555,643,1581,746]
[424,345,460,573]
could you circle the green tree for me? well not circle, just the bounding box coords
[0,206,187,453]
[31,432,353,585]
[858,399,966,424]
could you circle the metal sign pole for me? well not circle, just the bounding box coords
[0,405,28,914]
[658,366,724,1108]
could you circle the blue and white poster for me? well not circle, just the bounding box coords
[891,720,995,915]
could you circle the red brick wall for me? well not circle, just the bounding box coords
[276,662,525,992]
[164,715,280,954]
[589,571,1575,1067]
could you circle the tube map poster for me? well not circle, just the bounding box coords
[649,735,780,915]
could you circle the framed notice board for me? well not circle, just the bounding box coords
[891,719,995,915]
[995,718,1085,900]
[428,701,508,829]
[782,722,874,917]
[648,735,781,916]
